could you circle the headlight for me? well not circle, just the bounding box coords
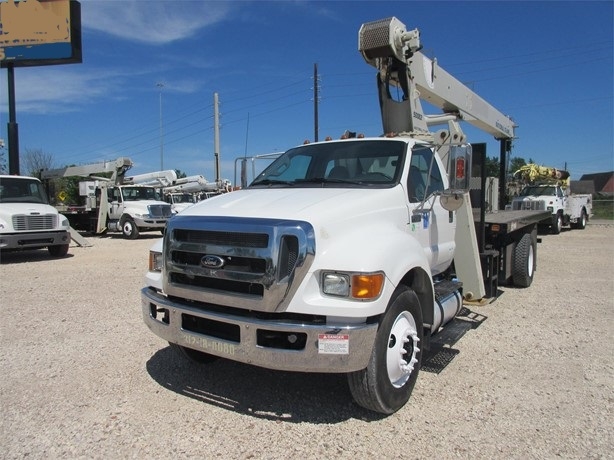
[149,250,163,272]
[322,271,384,300]
[59,215,70,227]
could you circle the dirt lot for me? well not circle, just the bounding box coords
[1,222,613,459]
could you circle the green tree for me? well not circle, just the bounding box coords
[175,169,187,179]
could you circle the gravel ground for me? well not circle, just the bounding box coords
[1,222,613,459]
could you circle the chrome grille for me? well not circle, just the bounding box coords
[13,214,56,231]
[148,204,172,218]
[512,200,546,211]
[164,216,315,313]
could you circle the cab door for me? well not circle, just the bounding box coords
[107,187,123,221]
[405,145,456,275]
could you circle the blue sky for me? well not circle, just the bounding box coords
[1,0,612,181]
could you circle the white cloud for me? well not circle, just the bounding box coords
[81,0,231,45]
[3,67,123,114]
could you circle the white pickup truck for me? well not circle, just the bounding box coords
[0,175,70,257]
[511,183,592,234]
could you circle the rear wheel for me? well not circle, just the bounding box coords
[512,233,536,287]
[169,343,219,364]
[121,217,140,239]
[347,286,423,414]
[573,210,587,230]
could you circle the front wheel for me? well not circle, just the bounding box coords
[121,217,140,239]
[347,286,423,414]
[48,244,69,257]
[551,213,562,234]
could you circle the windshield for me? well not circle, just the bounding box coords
[520,186,556,197]
[121,186,161,201]
[250,139,406,188]
[0,177,49,204]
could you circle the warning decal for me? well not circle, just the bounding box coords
[318,334,349,355]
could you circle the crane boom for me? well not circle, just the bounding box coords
[359,17,516,140]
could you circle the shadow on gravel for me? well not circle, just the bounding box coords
[0,249,75,264]
[145,308,487,423]
[145,347,384,423]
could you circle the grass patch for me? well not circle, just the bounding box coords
[592,196,614,220]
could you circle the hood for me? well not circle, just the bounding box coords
[0,202,59,217]
[179,187,408,230]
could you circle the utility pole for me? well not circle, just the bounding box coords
[313,63,319,142]
[214,92,220,184]
[157,82,165,170]
[7,65,19,175]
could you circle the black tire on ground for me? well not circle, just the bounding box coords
[169,343,219,364]
[573,210,587,230]
[48,244,69,257]
[512,233,536,287]
[347,286,423,414]
[551,213,562,234]
[121,217,140,239]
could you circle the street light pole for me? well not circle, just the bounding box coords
[156,82,165,170]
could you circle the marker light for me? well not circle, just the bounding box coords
[149,250,163,272]
[351,273,384,299]
[322,271,385,300]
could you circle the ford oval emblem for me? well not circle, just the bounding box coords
[201,255,225,269]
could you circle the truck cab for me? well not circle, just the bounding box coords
[512,183,591,233]
[107,185,172,239]
[0,175,71,257]
[142,136,470,414]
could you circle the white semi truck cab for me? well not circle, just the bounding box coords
[0,175,70,256]
[141,16,544,414]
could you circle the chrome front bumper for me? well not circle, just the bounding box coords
[141,287,378,373]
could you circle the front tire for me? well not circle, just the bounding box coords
[347,286,423,414]
[512,233,536,287]
[551,213,562,234]
[48,244,69,257]
[121,217,140,239]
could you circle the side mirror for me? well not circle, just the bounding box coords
[439,192,464,211]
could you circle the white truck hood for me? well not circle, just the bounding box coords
[0,202,65,232]
[179,187,407,229]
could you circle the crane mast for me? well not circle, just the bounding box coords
[358,17,516,141]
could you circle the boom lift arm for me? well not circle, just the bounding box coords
[513,163,571,188]
[40,157,133,184]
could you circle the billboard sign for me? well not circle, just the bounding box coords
[0,0,82,68]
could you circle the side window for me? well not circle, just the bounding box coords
[408,146,444,202]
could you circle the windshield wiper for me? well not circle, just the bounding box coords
[297,177,362,185]
[250,179,295,187]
